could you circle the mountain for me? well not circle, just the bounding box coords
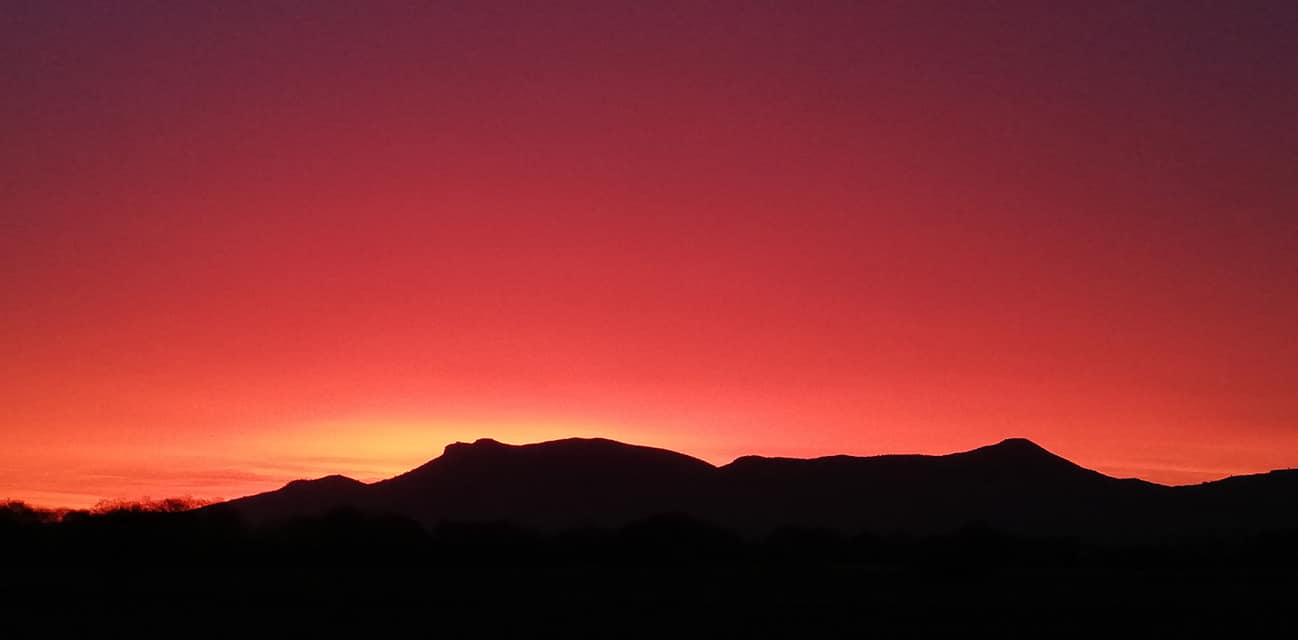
[211,437,1298,541]
[214,473,370,526]
[713,438,1170,538]
[372,437,715,529]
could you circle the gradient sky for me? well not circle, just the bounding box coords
[3,1,1296,508]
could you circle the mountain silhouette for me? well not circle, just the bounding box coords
[212,437,1297,541]
[373,437,715,529]
[9,436,1295,634]
[226,474,371,524]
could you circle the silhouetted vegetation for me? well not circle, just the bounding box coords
[90,496,219,513]
[4,499,1296,572]
[3,502,1294,634]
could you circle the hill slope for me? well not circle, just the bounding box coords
[211,437,1297,540]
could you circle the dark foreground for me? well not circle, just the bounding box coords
[5,564,1294,637]
[3,505,1296,636]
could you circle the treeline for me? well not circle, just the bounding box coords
[4,501,1296,570]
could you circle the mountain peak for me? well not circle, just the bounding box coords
[954,437,1088,474]
[443,438,507,456]
[990,437,1050,454]
[440,436,694,459]
[284,474,365,490]
[386,436,716,490]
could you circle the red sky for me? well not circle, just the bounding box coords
[3,2,1296,508]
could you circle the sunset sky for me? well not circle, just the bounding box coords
[3,2,1296,508]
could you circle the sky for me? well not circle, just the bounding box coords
[3,1,1296,508]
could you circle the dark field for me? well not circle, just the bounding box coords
[4,507,1295,636]
[5,564,1294,636]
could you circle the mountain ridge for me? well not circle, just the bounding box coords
[210,436,1298,540]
